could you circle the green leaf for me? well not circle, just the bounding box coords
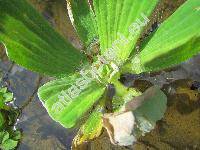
[0,88,13,103]
[132,86,167,135]
[0,87,13,109]
[0,123,21,150]
[38,73,105,128]
[0,88,7,94]
[73,106,103,146]
[0,0,87,77]
[123,0,200,74]
[7,110,20,126]
[0,102,3,109]
[0,97,5,109]
[1,139,18,150]
[67,0,98,47]
[1,131,9,144]
[9,130,21,141]
[0,131,21,150]
[0,131,5,140]
[111,79,142,112]
[0,113,5,129]
[93,0,159,64]
[3,93,13,103]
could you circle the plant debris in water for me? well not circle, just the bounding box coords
[102,86,167,146]
[0,87,21,150]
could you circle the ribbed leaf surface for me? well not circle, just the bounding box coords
[0,0,86,77]
[125,0,200,73]
[67,0,98,47]
[93,0,159,64]
[38,74,105,128]
[73,106,103,146]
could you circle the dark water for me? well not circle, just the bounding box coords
[0,0,199,150]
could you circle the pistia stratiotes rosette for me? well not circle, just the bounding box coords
[0,87,21,150]
[0,0,200,146]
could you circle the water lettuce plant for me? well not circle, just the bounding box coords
[0,0,200,147]
[0,87,21,150]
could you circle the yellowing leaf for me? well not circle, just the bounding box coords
[73,106,103,147]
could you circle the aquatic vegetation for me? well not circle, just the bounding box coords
[0,87,21,150]
[0,0,199,147]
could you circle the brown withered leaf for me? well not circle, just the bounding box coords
[102,86,167,146]
[102,111,136,146]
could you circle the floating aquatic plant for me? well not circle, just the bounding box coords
[0,87,21,150]
[0,0,200,147]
